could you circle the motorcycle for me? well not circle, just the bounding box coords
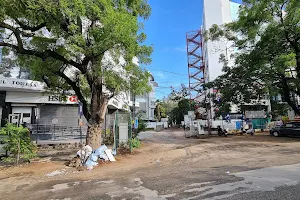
[217,126,228,137]
[239,127,254,136]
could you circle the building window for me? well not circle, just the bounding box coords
[23,113,31,118]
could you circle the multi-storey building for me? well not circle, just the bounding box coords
[202,0,239,84]
[135,74,158,121]
[202,0,271,119]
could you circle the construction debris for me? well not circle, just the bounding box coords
[77,145,92,160]
[105,149,116,162]
[69,144,116,170]
[68,156,81,168]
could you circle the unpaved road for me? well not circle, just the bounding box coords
[2,129,300,199]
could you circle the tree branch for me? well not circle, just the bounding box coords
[14,18,46,32]
[0,40,87,72]
[0,22,87,72]
[55,71,91,120]
[279,74,300,115]
[278,3,300,53]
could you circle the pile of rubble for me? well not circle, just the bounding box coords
[68,145,116,170]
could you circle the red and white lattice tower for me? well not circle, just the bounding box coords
[186,30,205,105]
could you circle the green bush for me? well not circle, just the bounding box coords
[131,138,141,149]
[0,124,37,163]
[138,120,147,132]
[133,119,147,138]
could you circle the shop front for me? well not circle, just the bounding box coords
[0,77,131,127]
[5,91,79,127]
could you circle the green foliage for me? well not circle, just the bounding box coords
[169,98,190,124]
[134,119,147,137]
[131,137,141,149]
[270,100,290,120]
[206,0,300,115]
[0,124,37,162]
[169,84,189,101]
[156,84,191,124]
[0,0,153,127]
[138,119,147,132]
[154,102,167,122]
[156,99,177,119]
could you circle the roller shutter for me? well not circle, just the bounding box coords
[39,104,80,127]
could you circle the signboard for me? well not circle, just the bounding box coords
[5,92,78,105]
[0,78,44,91]
[52,118,58,124]
[48,95,77,103]
[69,96,78,102]
[134,118,139,129]
[78,102,83,116]
[245,111,265,119]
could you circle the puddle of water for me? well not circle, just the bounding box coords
[182,163,300,200]
[108,178,175,200]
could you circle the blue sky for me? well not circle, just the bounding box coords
[141,0,204,100]
[141,0,243,100]
[231,0,243,3]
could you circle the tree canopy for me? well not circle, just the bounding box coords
[206,0,300,115]
[0,0,152,148]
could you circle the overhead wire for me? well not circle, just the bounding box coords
[145,67,188,76]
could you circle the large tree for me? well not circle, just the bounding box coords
[206,0,300,115]
[0,0,152,148]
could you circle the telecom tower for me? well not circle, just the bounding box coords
[186,30,206,118]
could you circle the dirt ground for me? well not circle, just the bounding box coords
[2,129,300,199]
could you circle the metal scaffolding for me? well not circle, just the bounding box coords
[186,30,205,102]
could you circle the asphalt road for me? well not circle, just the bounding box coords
[17,162,300,200]
[2,130,300,200]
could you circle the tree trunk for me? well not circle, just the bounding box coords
[281,77,300,116]
[296,52,300,80]
[86,84,108,149]
[87,123,103,150]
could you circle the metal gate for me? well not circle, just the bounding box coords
[113,111,132,153]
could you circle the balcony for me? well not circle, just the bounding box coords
[149,101,156,108]
[129,101,140,108]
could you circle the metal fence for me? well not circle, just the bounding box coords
[30,111,133,150]
[30,124,87,144]
[114,111,132,152]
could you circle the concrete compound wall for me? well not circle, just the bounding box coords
[193,119,242,130]
[146,122,168,129]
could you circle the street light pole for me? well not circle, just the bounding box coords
[76,73,83,146]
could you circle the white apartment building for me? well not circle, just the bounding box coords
[202,0,239,83]
[135,74,157,121]
[202,0,271,118]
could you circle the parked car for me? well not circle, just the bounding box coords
[270,122,300,137]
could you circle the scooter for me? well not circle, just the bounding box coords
[217,126,228,137]
[239,127,254,135]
